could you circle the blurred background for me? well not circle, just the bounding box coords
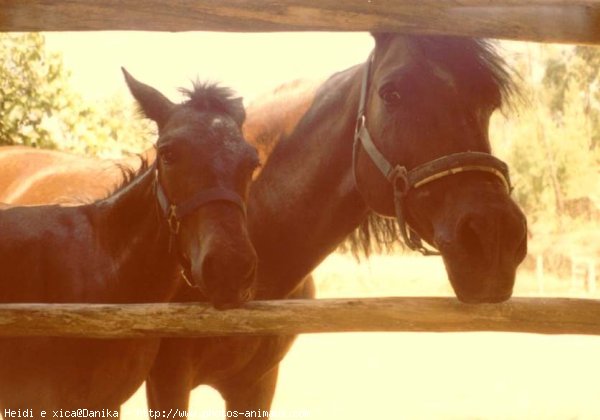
[1,31,599,419]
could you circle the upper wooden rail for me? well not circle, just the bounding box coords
[1,297,599,338]
[0,1,599,44]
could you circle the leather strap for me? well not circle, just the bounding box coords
[155,170,245,232]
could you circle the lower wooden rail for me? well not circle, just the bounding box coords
[0,297,599,338]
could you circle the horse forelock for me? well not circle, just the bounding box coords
[414,36,516,107]
[179,81,245,125]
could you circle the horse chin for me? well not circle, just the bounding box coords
[454,290,513,304]
[209,287,255,311]
[442,258,516,304]
[212,300,244,311]
[189,248,258,310]
[181,276,250,310]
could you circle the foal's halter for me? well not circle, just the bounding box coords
[154,168,246,286]
[352,52,512,256]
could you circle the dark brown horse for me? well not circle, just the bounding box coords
[0,70,258,411]
[146,34,528,413]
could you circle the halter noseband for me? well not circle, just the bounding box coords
[154,168,246,286]
[352,52,513,256]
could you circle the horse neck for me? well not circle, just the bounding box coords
[249,66,368,298]
[93,168,178,301]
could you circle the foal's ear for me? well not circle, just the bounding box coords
[121,68,174,129]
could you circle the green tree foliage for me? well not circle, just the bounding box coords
[0,33,152,157]
[491,43,600,231]
[0,33,69,148]
[544,45,600,152]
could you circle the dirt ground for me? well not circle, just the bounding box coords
[121,253,600,420]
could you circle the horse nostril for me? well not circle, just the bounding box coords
[200,249,257,289]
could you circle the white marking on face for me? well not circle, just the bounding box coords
[211,117,225,129]
[430,62,457,90]
[210,116,244,154]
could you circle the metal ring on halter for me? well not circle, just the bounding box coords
[389,166,410,197]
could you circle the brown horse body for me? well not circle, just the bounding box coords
[0,146,153,205]
[0,72,258,411]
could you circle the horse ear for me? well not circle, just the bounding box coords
[229,97,246,127]
[121,68,174,129]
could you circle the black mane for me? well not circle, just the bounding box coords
[102,155,152,199]
[417,36,517,107]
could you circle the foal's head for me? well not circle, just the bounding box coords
[353,34,527,303]
[123,70,259,309]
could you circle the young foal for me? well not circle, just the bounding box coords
[0,70,259,411]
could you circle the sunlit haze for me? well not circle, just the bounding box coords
[45,32,374,104]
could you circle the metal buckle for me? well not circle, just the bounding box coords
[166,205,180,235]
[389,165,410,197]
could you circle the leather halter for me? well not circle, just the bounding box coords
[352,51,512,256]
[154,169,246,286]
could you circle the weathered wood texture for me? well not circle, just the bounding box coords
[0,297,599,338]
[0,1,599,44]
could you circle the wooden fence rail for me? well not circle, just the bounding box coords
[1,0,599,44]
[1,297,600,338]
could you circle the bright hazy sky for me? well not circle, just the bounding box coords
[44,32,375,105]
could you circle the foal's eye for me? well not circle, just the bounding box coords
[158,146,177,164]
[379,85,403,106]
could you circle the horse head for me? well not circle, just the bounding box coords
[353,34,527,303]
[123,69,260,309]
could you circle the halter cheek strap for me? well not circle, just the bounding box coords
[352,50,513,256]
[154,169,246,286]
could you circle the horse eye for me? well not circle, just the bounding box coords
[379,87,403,106]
